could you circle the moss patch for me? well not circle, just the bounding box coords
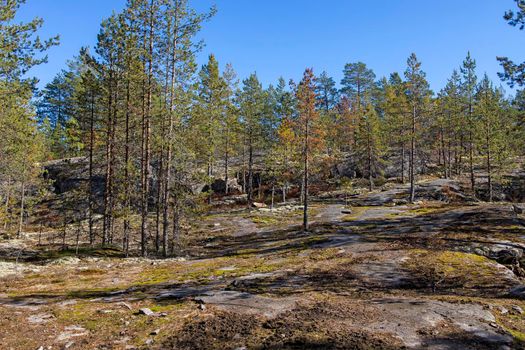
[404,250,508,294]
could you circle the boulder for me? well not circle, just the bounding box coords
[138,308,155,316]
[209,178,243,194]
[509,285,525,299]
[495,248,522,265]
[226,194,248,204]
[467,243,523,265]
[252,202,267,209]
[28,313,55,324]
[498,306,509,315]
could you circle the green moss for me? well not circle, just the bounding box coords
[404,249,499,290]
[55,301,91,323]
[135,255,291,286]
[409,249,489,265]
[147,303,188,314]
[235,248,259,255]
[386,206,446,218]
[77,268,106,276]
[307,248,346,261]
[137,267,174,285]
[251,216,279,226]
[38,246,124,260]
[439,251,488,264]
[302,236,330,247]
[410,207,441,215]
[502,326,525,343]
[55,300,130,336]
[66,286,121,298]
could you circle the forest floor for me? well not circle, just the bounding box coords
[2,178,525,349]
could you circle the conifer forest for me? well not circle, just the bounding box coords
[2,0,525,349]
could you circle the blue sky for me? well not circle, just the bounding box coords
[16,0,523,94]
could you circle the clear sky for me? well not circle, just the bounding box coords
[16,0,523,94]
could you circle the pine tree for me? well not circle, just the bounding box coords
[37,71,76,157]
[296,68,323,232]
[269,78,297,202]
[239,73,271,206]
[498,0,525,87]
[356,102,384,191]
[73,49,102,245]
[194,54,228,204]
[460,52,478,193]
[96,14,124,246]
[0,0,59,83]
[382,73,409,182]
[162,0,214,256]
[475,75,512,201]
[437,70,462,178]
[341,62,376,152]
[315,71,338,112]
[0,0,58,235]
[221,63,240,195]
[341,62,376,110]
[404,53,430,203]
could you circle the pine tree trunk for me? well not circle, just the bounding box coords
[271,184,275,210]
[207,161,213,205]
[88,90,95,246]
[242,140,246,194]
[103,67,114,246]
[141,0,155,257]
[162,11,180,257]
[441,126,447,178]
[123,67,131,257]
[486,121,493,202]
[458,134,464,176]
[171,199,180,256]
[469,97,475,193]
[155,149,164,253]
[4,178,10,230]
[446,113,451,179]
[438,129,442,167]
[108,76,119,245]
[409,105,416,203]
[247,135,254,207]
[303,115,309,232]
[224,147,229,195]
[17,182,25,238]
[368,128,373,192]
[401,142,405,184]
[469,130,475,193]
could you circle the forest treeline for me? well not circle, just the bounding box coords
[1,0,525,257]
